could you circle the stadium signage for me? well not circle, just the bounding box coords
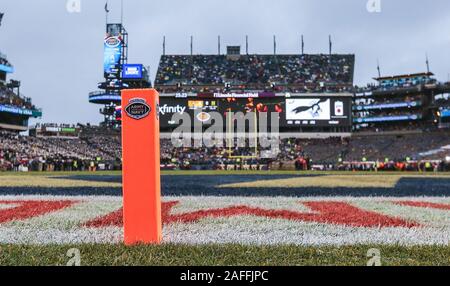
[89,94,122,102]
[196,92,276,98]
[103,36,122,80]
[125,98,151,120]
[334,101,344,116]
[355,114,421,123]
[355,101,420,111]
[122,64,143,79]
[159,104,186,115]
[0,64,14,74]
[441,109,450,118]
[175,93,188,98]
[213,92,259,98]
[0,104,33,116]
[104,36,121,48]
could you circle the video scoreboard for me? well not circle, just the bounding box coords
[158,93,352,130]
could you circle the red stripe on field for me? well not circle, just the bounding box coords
[0,200,76,224]
[395,201,450,210]
[84,201,178,228]
[85,201,417,228]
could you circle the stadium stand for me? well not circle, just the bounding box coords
[0,51,41,131]
[0,83,35,110]
[353,72,450,133]
[155,54,355,93]
[0,128,122,172]
[1,126,449,172]
[1,26,449,172]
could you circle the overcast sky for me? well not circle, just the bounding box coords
[1,0,450,125]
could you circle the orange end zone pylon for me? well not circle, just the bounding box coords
[121,89,162,245]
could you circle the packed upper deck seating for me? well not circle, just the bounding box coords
[155,54,355,93]
[0,85,35,110]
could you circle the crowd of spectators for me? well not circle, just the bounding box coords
[0,130,121,172]
[0,53,11,67]
[436,97,450,108]
[0,84,35,110]
[355,95,423,107]
[155,54,355,93]
[357,110,422,118]
[160,133,450,171]
[1,126,449,172]
[354,121,438,133]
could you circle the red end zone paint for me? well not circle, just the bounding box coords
[85,201,177,228]
[121,89,162,245]
[395,201,450,210]
[0,200,75,224]
[86,201,418,228]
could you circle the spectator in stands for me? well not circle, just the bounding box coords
[155,54,355,94]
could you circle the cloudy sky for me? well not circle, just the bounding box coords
[1,0,450,125]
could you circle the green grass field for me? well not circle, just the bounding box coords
[0,244,449,266]
[0,171,449,266]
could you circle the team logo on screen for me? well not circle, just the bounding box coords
[125,98,151,120]
[286,98,331,121]
[196,112,211,122]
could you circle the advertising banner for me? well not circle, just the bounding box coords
[103,36,122,79]
[158,96,351,129]
[122,64,143,79]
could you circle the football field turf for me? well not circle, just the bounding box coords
[0,171,449,266]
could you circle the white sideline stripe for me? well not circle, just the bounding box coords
[164,217,450,246]
[0,220,449,246]
[170,196,312,215]
[0,203,20,210]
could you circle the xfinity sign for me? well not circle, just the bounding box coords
[159,104,186,115]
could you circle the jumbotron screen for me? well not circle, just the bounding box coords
[159,95,352,129]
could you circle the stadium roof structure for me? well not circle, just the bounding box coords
[374,72,434,81]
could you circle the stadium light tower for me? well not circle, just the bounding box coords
[377,59,381,78]
[246,35,249,55]
[218,35,221,55]
[163,36,166,56]
[301,35,305,55]
[273,35,277,55]
[329,35,332,55]
[105,1,110,24]
[121,0,124,24]
[89,4,150,127]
